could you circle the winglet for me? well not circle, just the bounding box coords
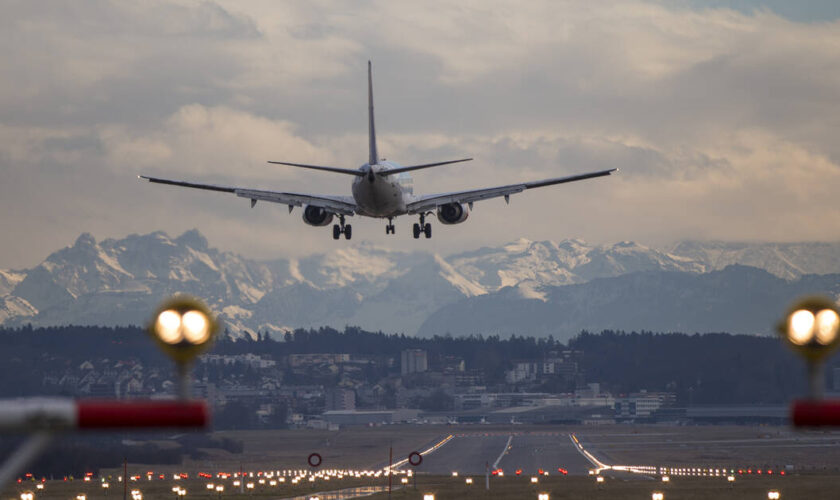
[368,60,379,166]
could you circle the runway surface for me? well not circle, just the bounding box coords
[406,431,593,476]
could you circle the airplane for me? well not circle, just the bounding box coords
[139,61,617,240]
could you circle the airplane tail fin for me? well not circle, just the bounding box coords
[368,60,379,166]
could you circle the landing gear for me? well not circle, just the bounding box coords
[332,215,352,240]
[385,217,395,235]
[413,214,432,239]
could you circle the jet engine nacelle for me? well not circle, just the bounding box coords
[436,202,469,225]
[302,205,334,226]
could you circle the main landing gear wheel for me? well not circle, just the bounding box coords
[385,218,395,235]
[413,214,432,239]
[333,215,351,240]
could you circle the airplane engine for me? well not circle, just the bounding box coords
[302,205,334,226]
[436,202,469,225]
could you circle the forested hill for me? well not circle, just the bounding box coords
[1,325,833,404]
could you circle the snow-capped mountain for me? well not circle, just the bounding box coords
[669,241,840,280]
[1,230,839,337]
[418,265,840,339]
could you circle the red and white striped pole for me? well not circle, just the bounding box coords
[0,398,207,490]
[791,400,840,427]
[0,398,208,431]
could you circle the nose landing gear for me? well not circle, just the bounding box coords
[413,213,432,239]
[385,217,395,235]
[332,215,352,240]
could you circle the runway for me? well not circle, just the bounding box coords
[404,431,593,476]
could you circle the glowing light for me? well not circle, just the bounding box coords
[596,476,605,483]
[815,309,839,344]
[465,478,473,485]
[531,476,539,484]
[767,491,780,500]
[652,493,664,500]
[538,494,550,500]
[789,310,815,344]
[156,310,182,343]
[423,495,435,500]
[661,476,669,482]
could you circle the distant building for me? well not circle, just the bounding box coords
[326,388,356,411]
[201,353,276,369]
[288,353,350,368]
[505,350,582,385]
[87,382,116,399]
[401,349,428,375]
[614,391,674,418]
[322,409,420,427]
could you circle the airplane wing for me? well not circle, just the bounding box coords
[406,168,617,214]
[138,176,357,216]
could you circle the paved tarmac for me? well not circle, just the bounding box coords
[405,431,593,476]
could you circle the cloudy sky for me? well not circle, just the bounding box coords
[2,0,840,268]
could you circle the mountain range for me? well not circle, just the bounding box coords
[1,230,839,341]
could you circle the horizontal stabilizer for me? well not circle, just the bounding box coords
[267,161,365,177]
[380,158,473,176]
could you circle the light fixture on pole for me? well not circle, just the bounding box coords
[777,296,840,399]
[148,296,218,399]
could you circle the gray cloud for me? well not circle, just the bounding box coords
[2,0,840,268]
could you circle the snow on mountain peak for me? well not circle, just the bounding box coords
[504,238,534,253]
[74,233,97,248]
[175,229,209,250]
[3,231,840,336]
[434,254,487,297]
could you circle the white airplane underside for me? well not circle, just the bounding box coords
[140,62,616,240]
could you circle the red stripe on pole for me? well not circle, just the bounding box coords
[77,400,208,429]
[791,400,840,427]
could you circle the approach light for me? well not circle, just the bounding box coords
[149,296,218,399]
[778,296,840,398]
[149,297,217,361]
[779,296,840,358]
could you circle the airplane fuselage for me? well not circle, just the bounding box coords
[351,161,415,217]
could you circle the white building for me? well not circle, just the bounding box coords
[401,349,428,375]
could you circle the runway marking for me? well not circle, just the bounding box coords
[389,434,453,471]
[569,433,609,470]
[492,435,513,469]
